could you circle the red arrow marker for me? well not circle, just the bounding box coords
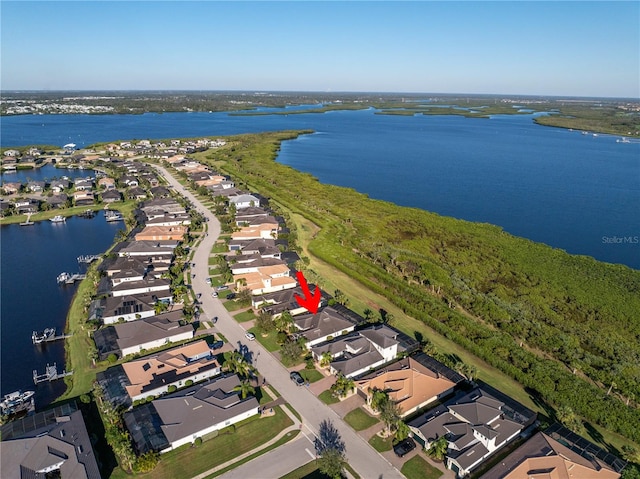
[294,270,321,314]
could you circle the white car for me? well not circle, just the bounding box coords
[245,332,256,341]
[211,291,218,298]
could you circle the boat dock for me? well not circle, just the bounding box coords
[33,363,73,384]
[77,254,101,264]
[56,272,87,284]
[32,328,72,345]
[19,213,34,226]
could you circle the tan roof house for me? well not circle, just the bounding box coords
[134,225,188,242]
[97,340,221,406]
[98,177,116,189]
[479,429,622,479]
[231,222,278,241]
[355,356,460,417]
[233,264,296,295]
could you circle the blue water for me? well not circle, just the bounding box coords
[3,108,636,269]
[1,164,95,184]
[0,216,123,406]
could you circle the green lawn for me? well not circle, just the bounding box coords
[234,311,256,322]
[224,300,247,312]
[298,368,324,383]
[368,433,393,452]
[279,462,328,479]
[400,456,443,479]
[211,243,228,253]
[109,406,293,479]
[249,327,281,352]
[343,407,379,431]
[318,390,339,405]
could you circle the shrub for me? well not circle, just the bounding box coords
[186,379,194,387]
[167,385,177,393]
[79,394,91,404]
[107,353,118,364]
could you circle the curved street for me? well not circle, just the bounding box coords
[153,165,405,479]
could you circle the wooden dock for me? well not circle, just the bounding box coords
[32,328,72,345]
[57,272,87,284]
[77,254,101,264]
[33,363,73,384]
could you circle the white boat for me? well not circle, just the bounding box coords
[105,210,124,222]
[0,390,35,414]
[50,215,66,223]
[57,272,71,284]
[32,327,56,344]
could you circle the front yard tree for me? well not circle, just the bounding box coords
[315,419,346,479]
[427,435,448,461]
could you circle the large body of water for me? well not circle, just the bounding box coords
[0,106,637,408]
[3,108,638,269]
[0,215,123,405]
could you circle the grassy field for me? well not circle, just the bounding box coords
[400,456,443,479]
[234,310,256,322]
[109,406,293,479]
[343,407,379,431]
[249,327,281,352]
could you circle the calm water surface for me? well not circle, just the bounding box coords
[0,216,123,405]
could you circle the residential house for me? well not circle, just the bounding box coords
[0,402,100,479]
[228,238,280,256]
[89,294,156,325]
[235,206,269,225]
[150,186,171,198]
[229,194,260,210]
[230,256,288,275]
[50,179,70,193]
[311,324,419,378]
[127,187,148,200]
[293,306,359,348]
[143,213,191,227]
[134,225,188,242]
[74,178,94,191]
[139,198,186,216]
[93,309,194,360]
[101,189,122,203]
[1,182,21,195]
[98,177,116,190]
[26,180,45,193]
[46,194,69,209]
[233,264,296,295]
[114,240,176,263]
[408,384,537,478]
[123,374,259,454]
[231,221,279,241]
[97,340,221,407]
[13,198,40,214]
[252,284,330,316]
[355,354,464,418]
[110,277,171,298]
[479,425,624,479]
[71,190,95,206]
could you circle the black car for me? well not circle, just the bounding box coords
[226,293,236,300]
[290,371,305,386]
[211,340,224,350]
[393,437,416,457]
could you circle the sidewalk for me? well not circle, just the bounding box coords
[191,385,302,479]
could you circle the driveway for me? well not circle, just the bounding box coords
[153,165,405,479]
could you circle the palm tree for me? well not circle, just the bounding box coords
[320,351,333,368]
[369,388,389,413]
[427,435,448,461]
[233,380,255,399]
[379,399,401,436]
[274,311,294,334]
[224,351,256,379]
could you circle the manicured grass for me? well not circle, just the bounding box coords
[234,310,256,322]
[249,327,281,352]
[343,407,379,431]
[298,368,324,383]
[109,406,293,479]
[223,300,247,312]
[400,455,443,479]
[368,433,393,452]
[211,243,228,253]
[318,389,339,405]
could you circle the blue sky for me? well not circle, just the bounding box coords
[1,1,638,98]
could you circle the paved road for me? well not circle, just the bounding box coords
[154,166,405,479]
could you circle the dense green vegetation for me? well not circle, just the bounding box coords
[198,131,640,447]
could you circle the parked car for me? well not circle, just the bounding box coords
[212,316,218,324]
[226,293,236,300]
[393,437,416,457]
[245,332,256,341]
[211,292,218,298]
[205,277,212,285]
[217,285,229,291]
[211,340,224,350]
[197,293,202,299]
[290,371,305,386]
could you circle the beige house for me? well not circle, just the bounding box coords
[355,356,460,417]
[134,225,188,241]
[231,222,278,241]
[233,264,296,295]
